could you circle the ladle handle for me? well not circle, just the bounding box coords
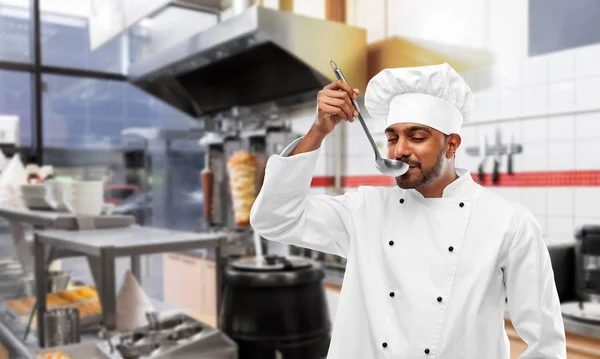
[330,60,382,160]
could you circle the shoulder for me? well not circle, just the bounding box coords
[340,185,397,212]
[476,186,537,223]
[475,187,542,248]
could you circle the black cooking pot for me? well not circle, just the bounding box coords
[220,255,331,359]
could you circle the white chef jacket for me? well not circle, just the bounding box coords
[250,138,566,359]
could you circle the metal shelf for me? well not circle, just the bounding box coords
[35,227,224,257]
[33,226,226,348]
[0,207,135,230]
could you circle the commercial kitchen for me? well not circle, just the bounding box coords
[0,0,598,358]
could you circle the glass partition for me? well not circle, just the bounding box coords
[0,0,31,63]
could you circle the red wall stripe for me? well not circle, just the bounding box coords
[310,170,600,188]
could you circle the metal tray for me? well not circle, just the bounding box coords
[35,341,104,359]
[3,289,103,330]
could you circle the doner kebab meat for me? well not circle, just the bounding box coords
[227,151,257,227]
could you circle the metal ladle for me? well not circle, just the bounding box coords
[330,60,409,177]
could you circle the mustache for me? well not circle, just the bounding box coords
[396,158,420,167]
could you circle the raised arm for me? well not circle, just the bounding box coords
[250,80,361,257]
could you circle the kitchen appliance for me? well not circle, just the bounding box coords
[220,255,331,359]
[96,312,237,359]
[128,5,367,119]
[575,225,600,302]
[330,60,408,178]
[43,307,81,348]
[547,242,576,303]
[561,226,600,324]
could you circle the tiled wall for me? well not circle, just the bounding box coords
[327,43,600,245]
[456,43,600,244]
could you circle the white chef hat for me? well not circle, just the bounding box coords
[364,63,473,135]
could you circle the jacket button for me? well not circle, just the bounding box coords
[448,246,454,252]
[389,292,395,297]
[437,296,442,302]
[382,342,388,348]
[459,202,464,208]
[425,348,430,354]
[399,198,404,204]
[389,240,394,246]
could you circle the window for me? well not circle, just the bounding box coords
[40,0,126,73]
[42,74,196,149]
[0,69,31,146]
[0,0,31,63]
[529,0,600,55]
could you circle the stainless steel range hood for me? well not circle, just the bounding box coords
[128,5,367,118]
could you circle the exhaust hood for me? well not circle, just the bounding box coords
[128,5,367,118]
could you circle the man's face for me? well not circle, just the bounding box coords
[385,123,449,189]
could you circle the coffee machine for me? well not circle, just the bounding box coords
[561,225,600,324]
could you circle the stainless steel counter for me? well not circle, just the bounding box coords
[33,226,226,348]
[0,207,134,230]
[0,297,182,358]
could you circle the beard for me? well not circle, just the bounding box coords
[395,148,446,189]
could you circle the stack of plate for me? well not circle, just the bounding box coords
[20,184,53,210]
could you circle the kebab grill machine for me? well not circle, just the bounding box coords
[200,114,333,359]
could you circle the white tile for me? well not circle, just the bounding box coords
[499,88,522,118]
[521,85,548,116]
[476,66,496,90]
[459,69,478,90]
[497,61,522,89]
[494,188,523,204]
[548,50,575,82]
[522,55,548,86]
[520,188,547,217]
[575,44,600,78]
[455,148,483,173]
[347,134,375,157]
[574,217,600,231]
[547,188,574,217]
[574,188,600,217]
[547,81,575,113]
[501,120,525,146]
[547,140,574,171]
[547,216,575,239]
[576,76,600,110]
[574,140,600,170]
[474,90,500,120]
[522,142,548,171]
[535,215,548,237]
[344,155,377,176]
[522,117,548,143]
[459,126,478,143]
[548,115,575,141]
[510,154,525,173]
[574,112,600,140]
[309,187,327,195]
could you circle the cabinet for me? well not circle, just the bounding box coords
[163,253,217,320]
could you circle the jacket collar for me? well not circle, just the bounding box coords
[398,167,478,201]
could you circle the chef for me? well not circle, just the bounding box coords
[250,63,566,358]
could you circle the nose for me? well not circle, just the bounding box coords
[394,137,411,159]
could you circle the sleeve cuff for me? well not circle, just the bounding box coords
[261,136,321,193]
[280,137,303,157]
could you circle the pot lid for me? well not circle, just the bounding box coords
[232,255,312,272]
